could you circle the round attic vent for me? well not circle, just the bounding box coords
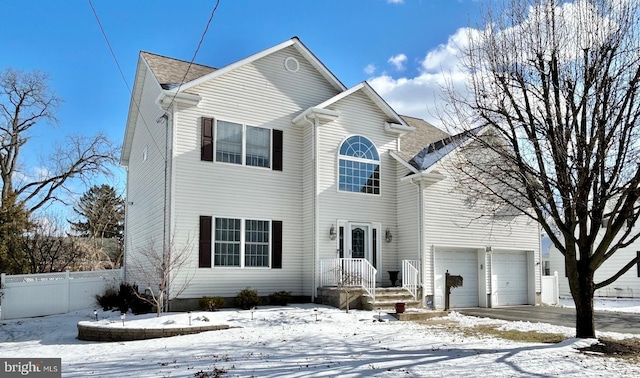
[284,57,300,73]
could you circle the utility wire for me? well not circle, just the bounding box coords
[164,0,221,112]
[88,0,164,159]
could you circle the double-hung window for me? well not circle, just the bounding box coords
[199,216,282,269]
[216,120,271,168]
[201,117,283,170]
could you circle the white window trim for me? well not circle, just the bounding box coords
[336,134,381,196]
[213,216,272,269]
[214,119,273,169]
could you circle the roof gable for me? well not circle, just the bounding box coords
[175,37,346,93]
[311,82,412,131]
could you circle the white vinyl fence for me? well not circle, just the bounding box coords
[0,269,122,320]
[541,271,560,305]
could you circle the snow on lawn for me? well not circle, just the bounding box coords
[1,304,639,377]
[559,296,640,313]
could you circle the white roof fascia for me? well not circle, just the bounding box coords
[156,91,202,110]
[292,107,340,125]
[384,121,414,134]
[176,38,346,93]
[315,82,412,131]
[390,151,420,174]
[399,171,446,184]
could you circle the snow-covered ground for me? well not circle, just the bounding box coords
[1,302,639,377]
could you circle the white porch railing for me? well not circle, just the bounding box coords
[319,258,377,301]
[402,259,420,300]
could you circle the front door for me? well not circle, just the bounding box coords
[348,223,369,259]
[342,222,381,283]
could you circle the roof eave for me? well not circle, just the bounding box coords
[292,107,340,125]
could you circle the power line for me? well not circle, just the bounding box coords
[88,0,164,159]
[164,0,221,112]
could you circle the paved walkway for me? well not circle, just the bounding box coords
[457,305,640,335]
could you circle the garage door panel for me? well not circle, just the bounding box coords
[435,251,479,309]
[493,252,528,306]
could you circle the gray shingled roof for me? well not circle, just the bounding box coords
[409,126,484,171]
[398,115,450,168]
[141,51,217,89]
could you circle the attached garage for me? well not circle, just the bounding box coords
[434,249,479,309]
[491,251,529,306]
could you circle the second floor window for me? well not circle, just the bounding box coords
[216,120,271,168]
[338,135,380,194]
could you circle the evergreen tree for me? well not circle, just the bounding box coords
[70,184,124,240]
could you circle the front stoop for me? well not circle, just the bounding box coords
[362,287,423,311]
[316,287,423,311]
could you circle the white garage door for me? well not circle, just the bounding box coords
[434,250,479,309]
[492,252,528,306]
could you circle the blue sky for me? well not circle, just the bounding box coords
[0,0,484,215]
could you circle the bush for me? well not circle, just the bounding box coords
[268,290,292,306]
[95,286,119,311]
[235,287,261,310]
[95,283,153,314]
[198,296,225,311]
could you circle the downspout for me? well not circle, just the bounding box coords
[123,167,130,283]
[301,114,319,301]
[162,107,173,311]
[314,116,320,301]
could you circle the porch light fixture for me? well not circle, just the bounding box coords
[385,229,392,243]
[329,224,337,240]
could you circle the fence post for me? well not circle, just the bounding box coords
[553,271,559,305]
[0,273,4,320]
[66,270,71,313]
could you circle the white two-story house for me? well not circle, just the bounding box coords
[120,37,541,311]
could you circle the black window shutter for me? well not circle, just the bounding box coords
[637,251,640,277]
[201,117,214,161]
[272,129,283,171]
[272,220,283,269]
[199,216,212,268]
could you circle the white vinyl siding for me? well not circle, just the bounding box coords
[169,45,340,297]
[549,240,640,299]
[123,67,168,285]
[396,166,421,286]
[315,91,399,285]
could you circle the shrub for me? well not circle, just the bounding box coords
[235,287,261,310]
[198,296,225,311]
[268,290,292,306]
[95,286,119,311]
[95,283,153,314]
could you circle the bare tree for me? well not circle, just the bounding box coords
[128,235,195,317]
[21,212,85,273]
[0,68,119,213]
[440,0,640,338]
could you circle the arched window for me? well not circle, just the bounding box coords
[338,136,380,194]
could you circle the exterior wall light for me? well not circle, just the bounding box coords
[329,224,337,240]
[385,229,393,243]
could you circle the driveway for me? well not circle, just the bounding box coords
[457,305,640,335]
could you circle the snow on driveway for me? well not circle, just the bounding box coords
[1,303,639,377]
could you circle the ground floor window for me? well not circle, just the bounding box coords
[199,216,281,269]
